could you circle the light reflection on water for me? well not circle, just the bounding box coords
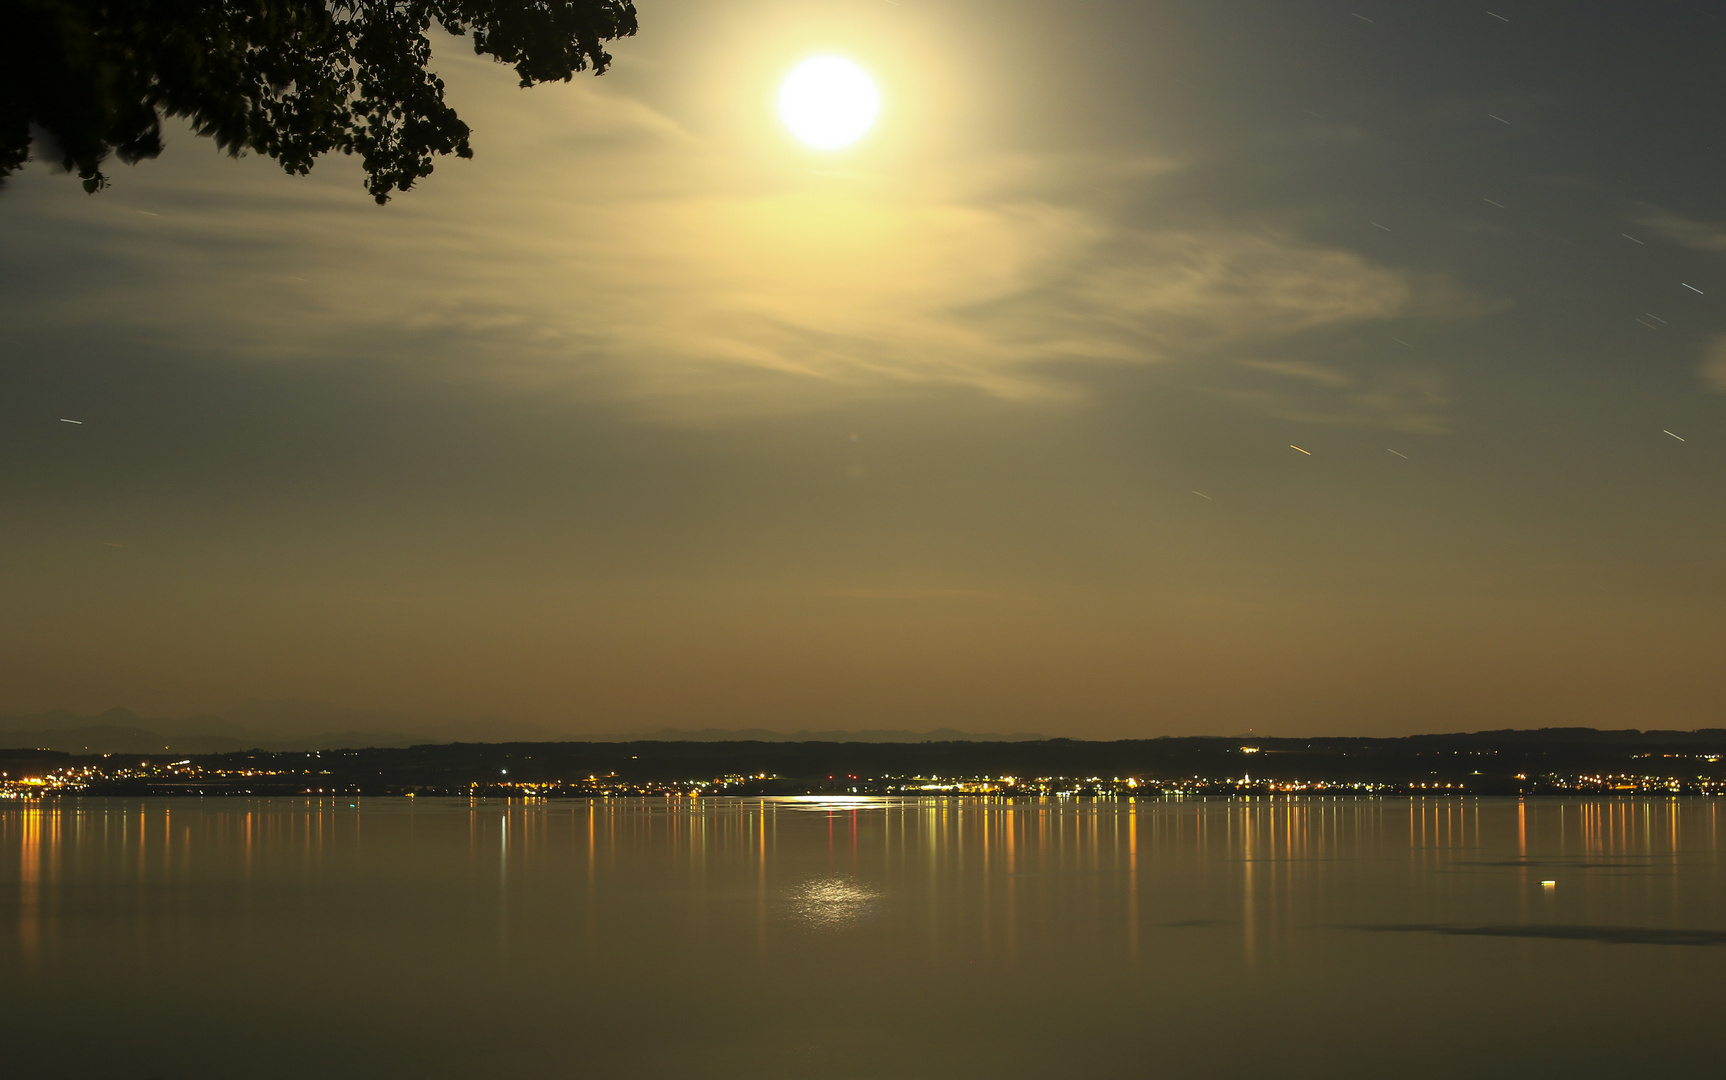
[1,796,1723,1078]
[786,876,882,929]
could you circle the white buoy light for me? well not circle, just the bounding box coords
[778,56,880,150]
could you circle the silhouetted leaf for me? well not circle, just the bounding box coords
[0,0,637,202]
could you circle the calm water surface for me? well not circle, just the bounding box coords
[4,797,1723,1078]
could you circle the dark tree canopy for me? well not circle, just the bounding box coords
[1,0,638,203]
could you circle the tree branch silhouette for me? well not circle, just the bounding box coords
[1,0,638,203]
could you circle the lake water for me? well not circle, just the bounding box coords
[4,796,1723,1078]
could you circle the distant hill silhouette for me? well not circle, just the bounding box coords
[0,705,1045,754]
[0,705,434,754]
[10,704,1723,758]
[599,727,1050,743]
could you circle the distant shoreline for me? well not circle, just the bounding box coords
[6,729,1726,798]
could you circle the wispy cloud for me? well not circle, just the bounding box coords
[1239,360,1356,388]
[1218,363,1454,434]
[4,54,1485,427]
[1702,335,1726,392]
[1637,206,1726,251]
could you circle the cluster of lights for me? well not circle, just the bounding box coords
[10,758,1726,800]
[1562,773,1725,793]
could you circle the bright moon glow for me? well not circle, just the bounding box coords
[778,57,880,150]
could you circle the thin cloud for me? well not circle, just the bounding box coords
[1238,360,1356,388]
[1220,363,1453,433]
[4,56,1489,426]
[1701,334,1726,391]
[1637,206,1726,251]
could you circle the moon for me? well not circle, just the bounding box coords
[778,57,880,150]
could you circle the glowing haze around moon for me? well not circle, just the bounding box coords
[777,57,881,150]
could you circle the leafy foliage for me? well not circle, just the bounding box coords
[0,0,638,202]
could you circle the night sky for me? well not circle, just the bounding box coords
[4,0,1724,736]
